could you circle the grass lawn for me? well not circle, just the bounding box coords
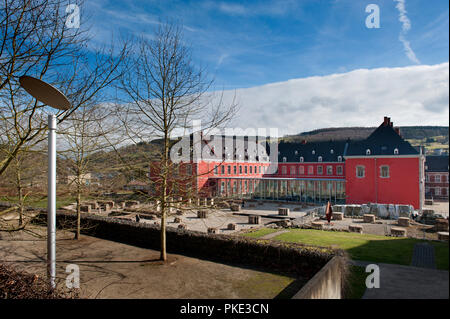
[245,228,449,270]
[1,195,77,210]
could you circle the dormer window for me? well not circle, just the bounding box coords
[330,149,334,154]
[300,157,304,162]
[338,156,342,162]
[312,150,315,155]
[295,150,298,155]
[318,156,322,162]
[282,157,287,162]
[366,149,371,155]
[394,148,399,155]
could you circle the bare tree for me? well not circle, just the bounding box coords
[117,22,237,261]
[58,103,122,239]
[0,0,129,176]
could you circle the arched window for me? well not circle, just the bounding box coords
[300,156,304,162]
[283,157,287,162]
[366,149,371,155]
[330,149,334,154]
[338,156,342,162]
[394,148,399,155]
[312,150,315,155]
[318,156,322,162]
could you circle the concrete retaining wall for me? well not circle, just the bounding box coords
[292,256,346,299]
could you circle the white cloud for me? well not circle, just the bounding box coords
[214,63,449,136]
[394,0,420,64]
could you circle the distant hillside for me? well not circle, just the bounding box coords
[283,126,449,154]
[284,126,448,141]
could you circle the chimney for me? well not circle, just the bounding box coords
[390,121,393,127]
[301,139,307,145]
[394,127,401,136]
[383,116,389,126]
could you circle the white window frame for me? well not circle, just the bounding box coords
[337,165,343,175]
[380,165,390,178]
[327,165,333,175]
[317,165,323,175]
[356,165,365,178]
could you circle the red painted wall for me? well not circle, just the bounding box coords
[345,157,421,208]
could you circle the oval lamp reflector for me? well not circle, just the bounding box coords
[19,76,71,111]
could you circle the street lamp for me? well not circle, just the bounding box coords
[19,75,71,289]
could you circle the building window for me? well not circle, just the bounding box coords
[300,157,304,162]
[435,187,440,196]
[290,166,296,175]
[227,165,231,174]
[436,175,441,183]
[187,164,192,176]
[221,165,225,174]
[356,166,365,178]
[244,166,247,174]
[299,166,304,174]
[337,165,343,175]
[283,157,287,162]
[233,166,237,174]
[330,149,334,154]
[394,148,399,155]
[338,156,342,162]
[366,149,371,155]
[327,165,333,175]
[317,166,323,175]
[308,166,314,175]
[239,165,242,174]
[282,166,287,175]
[318,156,322,162]
[249,166,252,174]
[214,165,218,174]
[258,166,261,174]
[380,165,389,178]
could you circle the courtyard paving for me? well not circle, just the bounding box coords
[0,225,299,299]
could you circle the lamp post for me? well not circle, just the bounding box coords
[19,76,71,288]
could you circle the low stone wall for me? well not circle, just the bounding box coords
[34,211,342,280]
[331,203,414,220]
[292,256,346,299]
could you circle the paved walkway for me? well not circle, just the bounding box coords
[259,230,290,239]
[411,243,436,269]
[353,242,447,299]
[361,263,448,299]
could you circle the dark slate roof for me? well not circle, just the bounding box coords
[278,140,348,162]
[425,156,449,172]
[346,122,419,156]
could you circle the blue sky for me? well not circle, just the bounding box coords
[79,1,448,132]
[84,0,449,89]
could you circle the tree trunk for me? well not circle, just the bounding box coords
[16,167,23,227]
[160,131,169,262]
[75,183,81,240]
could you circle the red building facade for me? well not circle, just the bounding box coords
[151,117,425,209]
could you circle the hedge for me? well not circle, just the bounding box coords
[34,211,344,279]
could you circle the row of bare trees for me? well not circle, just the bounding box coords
[1,0,238,261]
